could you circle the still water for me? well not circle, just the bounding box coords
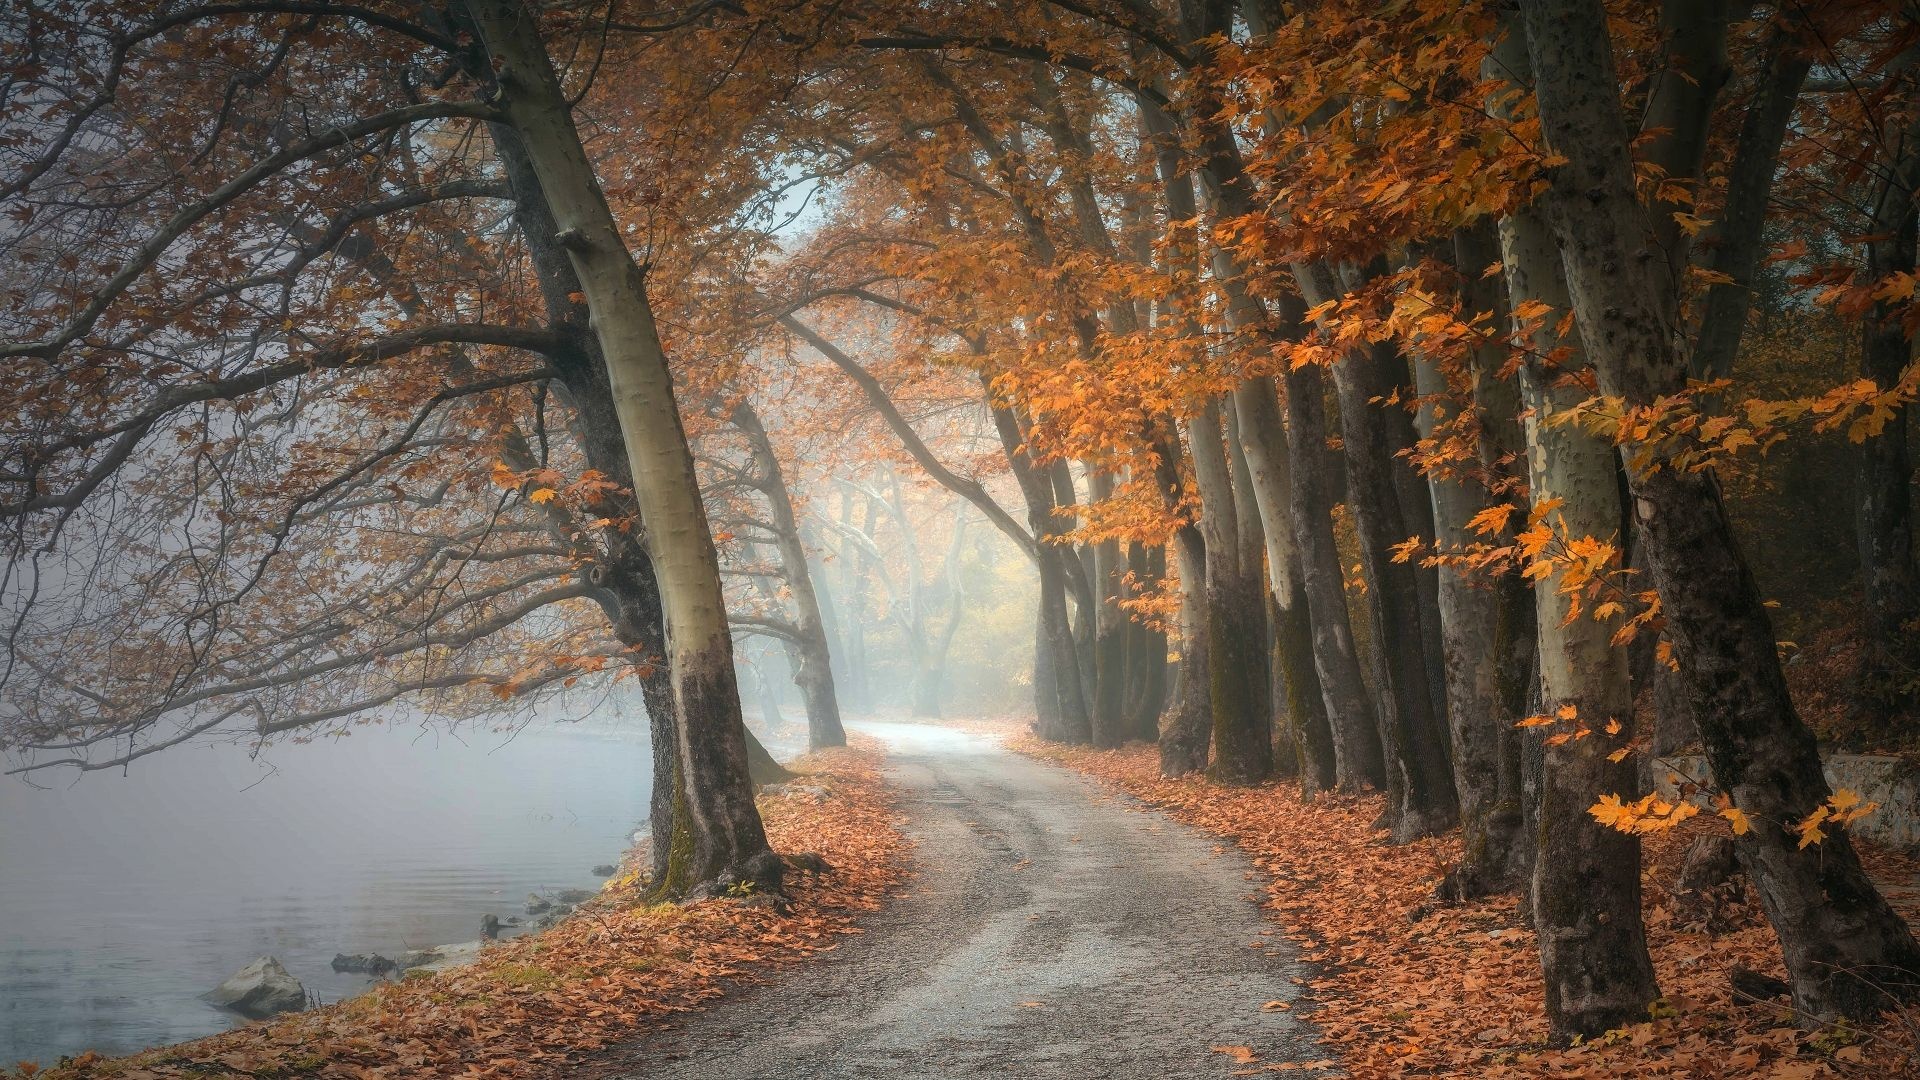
[0,720,659,1066]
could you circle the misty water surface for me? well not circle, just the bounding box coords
[0,719,668,1065]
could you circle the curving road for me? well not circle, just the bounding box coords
[605,722,1323,1079]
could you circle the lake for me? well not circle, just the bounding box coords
[0,717,665,1066]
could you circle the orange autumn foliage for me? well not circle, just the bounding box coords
[7,742,908,1080]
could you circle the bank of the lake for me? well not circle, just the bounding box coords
[0,718,674,1066]
[4,740,902,1080]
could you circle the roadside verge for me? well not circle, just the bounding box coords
[1009,732,1920,1079]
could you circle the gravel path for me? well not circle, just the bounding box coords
[606,721,1324,1079]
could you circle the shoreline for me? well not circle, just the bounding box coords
[5,738,906,1080]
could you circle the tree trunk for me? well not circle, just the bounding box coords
[1234,375,1338,795]
[910,660,944,718]
[749,650,785,729]
[639,664,681,884]
[469,0,777,895]
[1377,339,1451,735]
[1142,127,1229,775]
[1855,113,1920,728]
[1282,357,1385,790]
[1500,194,1660,1040]
[1424,221,1535,896]
[1089,472,1132,747]
[743,723,792,786]
[1125,541,1169,741]
[1052,460,1100,705]
[1522,0,1920,1020]
[1035,547,1090,741]
[733,402,846,749]
[922,507,972,719]
[1034,592,1062,735]
[484,120,692,891]
[840,491,875,712]
[985,396,1091,741]
[1190,402,1273,785]
[1162,523,1213,776]
[1176,0,1375,794]
[1151,417,1213,774]
[1304,261,1457,840]
[803,526,852,706]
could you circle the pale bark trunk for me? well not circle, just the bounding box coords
[1125,541,1170,741]
[468,0,776,895]
[1500,192,1659,1039]
[1035,74,1145,748]
[1191,401,1272,785]
[1282,355,1385,790]
[1375,328,1450,735]
[1052,461,1100,710]
[1154,420,1213,775]
[988,401,1091,742]
[1204,0,1387,798]
[1163,524,1213,775]
[1088,472,1131,747]
[1144,113,1261,777]
[480,117,691,886]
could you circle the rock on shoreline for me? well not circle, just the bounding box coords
[204,957,307,1019]
[330,952,397,976]
[396,941,485,974]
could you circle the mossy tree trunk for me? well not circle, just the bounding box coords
[1281,355,1385,791]
[1088,471,1133,748]
[1523,0,1920,1021]
[1234,374,1337,794]
[1420,220,1536,896]
[1124,541,1170,741]
[1189,401,1273,785]
[484,118,696,894]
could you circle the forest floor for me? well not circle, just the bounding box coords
[598,720,1329,1079]
[996,721,1920,1079]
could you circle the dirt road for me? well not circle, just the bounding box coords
[610,722,1322,1079]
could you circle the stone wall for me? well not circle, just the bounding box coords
[1651,754,1920,852]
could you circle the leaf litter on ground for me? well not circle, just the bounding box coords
[997,726,1920,1079]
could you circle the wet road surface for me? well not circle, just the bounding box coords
[609,722,1323,1079]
